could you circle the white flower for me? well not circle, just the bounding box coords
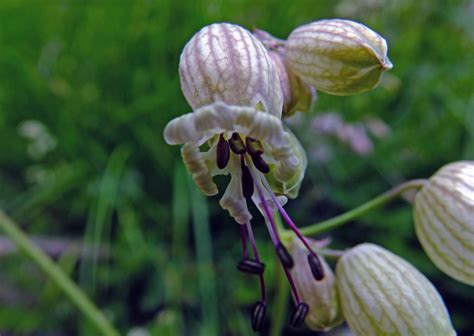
[164,22,325,331]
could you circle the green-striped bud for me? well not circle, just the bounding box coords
[285,19,392,96]
[290,240,344,331]
[414,161,474,285]
[337,243,455,336]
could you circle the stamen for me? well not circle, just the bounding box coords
[307,253,324,281]
[229,132,246,154]
[253,177,281,245]
[276,242,294,268]
[245,137,264,156]
[240,157,254,199]
[246,222,267,303]
[289,302,309,328]
[251,301,266,332]
[250,153,270,174]
[216,133,230,169]
[253,173,296,269]
[260,177,325,280]
[238,224,265,274]
[241,224,248,259]
[237,259,265,275]
[282,265,301,303]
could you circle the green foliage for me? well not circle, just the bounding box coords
[0,0,472,335]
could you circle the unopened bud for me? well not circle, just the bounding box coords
[291,240,343,331]
[336,243,455,336]
[285,19,392,96]
[414,161,474,285]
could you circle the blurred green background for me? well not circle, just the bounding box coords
[0,0,473,335]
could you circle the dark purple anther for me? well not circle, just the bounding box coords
[251,301,267,332]
[276,242,294,269]
[229,132,246,154]
[307,253,325,281]
[250,153,270,174]
[237,259,265,275]
[241,158,254,199]
[245,137,264,156]
[289,302,309,328]
[217,133,230,169]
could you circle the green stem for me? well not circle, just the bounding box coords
[0,211,120,336]
[292,179,427,238]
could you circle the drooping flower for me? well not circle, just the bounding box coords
[337,243,456,336]
[413,161,474,285]
[163,23,325,330]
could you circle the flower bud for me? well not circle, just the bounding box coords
[414,161,474,285]
[179,23,283,117]
[290,240,343,331]
[285,19,392,96]
[337,243,455,336]
[268,51,316,118]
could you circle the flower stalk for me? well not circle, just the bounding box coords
[284,179,428,239]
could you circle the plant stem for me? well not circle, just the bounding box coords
[290,179,427,238]
[0,211,120,336]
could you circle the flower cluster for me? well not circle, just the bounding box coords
[163,19,472,334]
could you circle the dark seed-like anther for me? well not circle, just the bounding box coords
[241,158,254,198]
[276,243,294,268]
[216,134,230,169]
[307,253,325,281]
[289,302,309,328]
[250,154,270,174]
[229,132,246,154]
[251,301,267,332]
[246,137,264,156]
[237,259,265,275]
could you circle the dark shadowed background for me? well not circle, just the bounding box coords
[0,0,473,335]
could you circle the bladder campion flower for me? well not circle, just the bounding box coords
[337,243,456,336]
[163,23,325,330]
[414,161,474,285]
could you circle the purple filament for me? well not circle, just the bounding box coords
[283,265,301,304]
[240,224,249,260]
[246,221,267,303]
[254,179,281,246]
[261,178,319,257]
[252,173,302,304]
